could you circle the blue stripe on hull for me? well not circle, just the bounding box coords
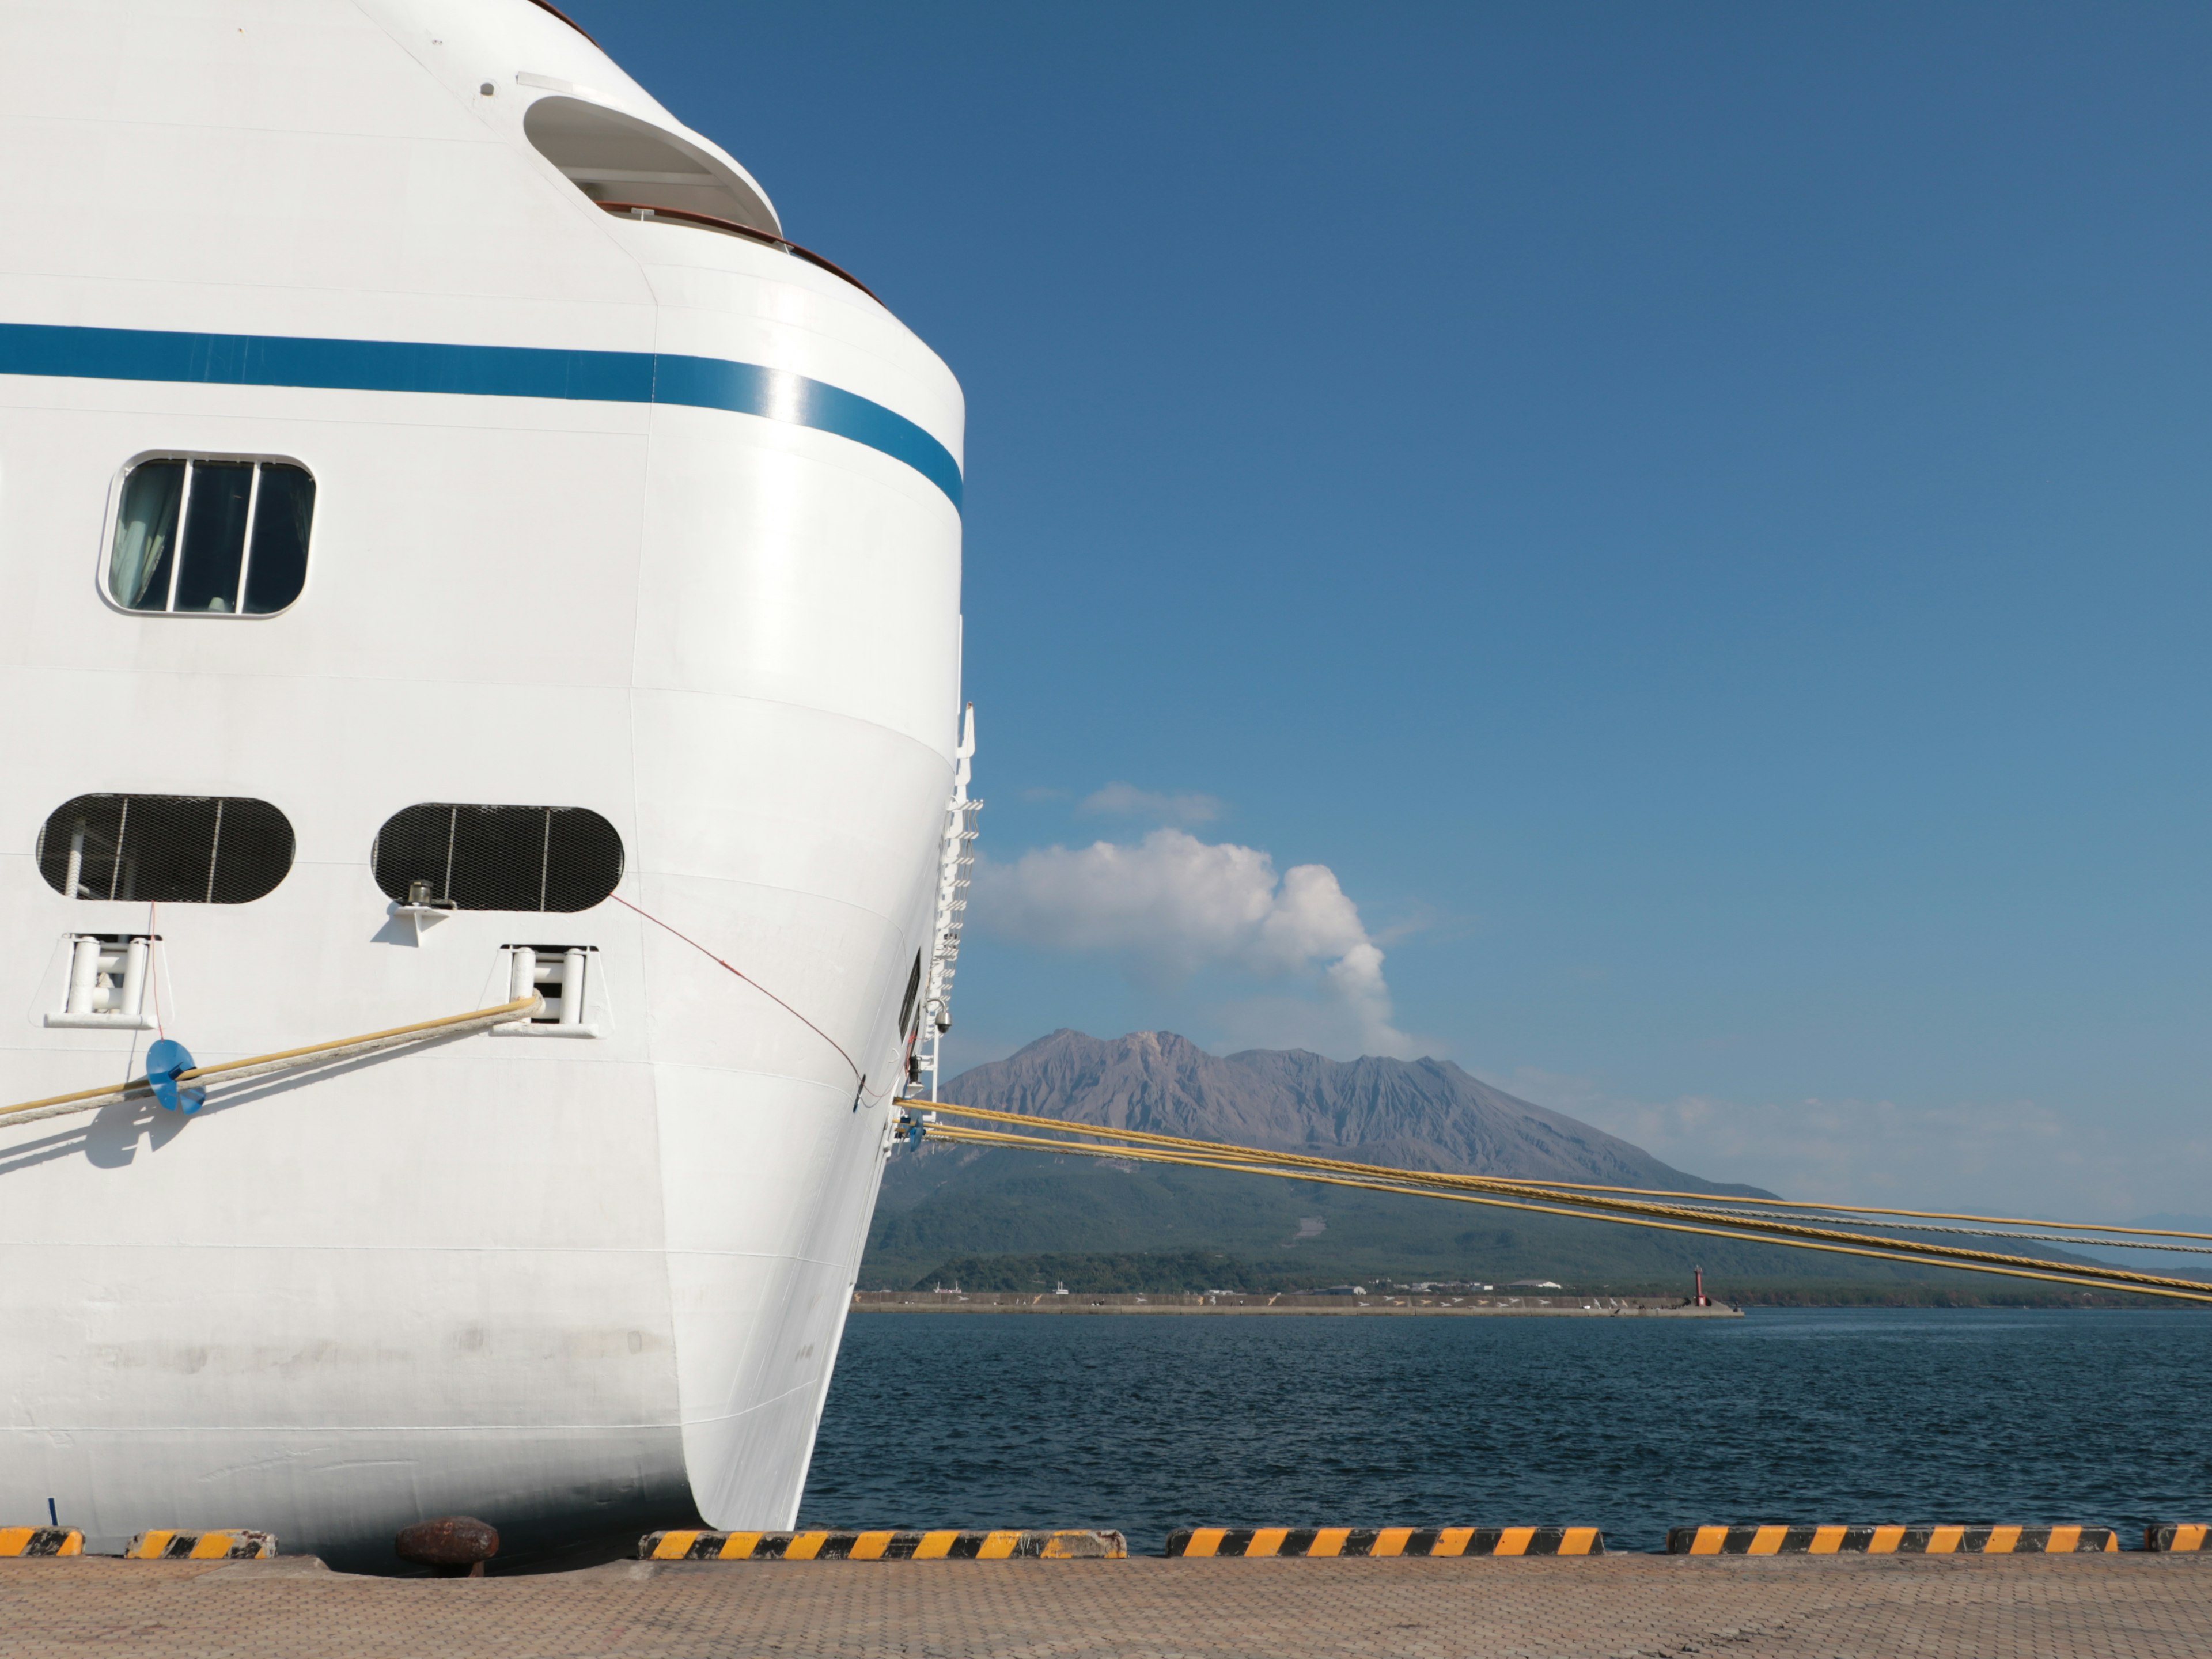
[0,322,963,512]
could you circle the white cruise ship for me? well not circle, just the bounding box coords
[0,0,972,1566]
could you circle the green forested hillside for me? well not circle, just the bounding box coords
[862,1142,1986,1296]
[862,1031,2130,1300]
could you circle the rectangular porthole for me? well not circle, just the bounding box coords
[108,456,315,616]
[492,945,603,1037]
[45,933,160,1029]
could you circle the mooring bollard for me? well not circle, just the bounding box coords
[395,1516,500,1577]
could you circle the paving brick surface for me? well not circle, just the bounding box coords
[3,1551,2209,1658]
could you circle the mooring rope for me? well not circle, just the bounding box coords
[0,994,542,1130]
[907,1104,2212,1305]
[612,894,881,1101]
[1423,1178,2212,1245]
[1632,1207,2212,1255]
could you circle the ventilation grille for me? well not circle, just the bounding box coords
[899,953,922,1037]
[36,794,295,904]
[371,804,624,913]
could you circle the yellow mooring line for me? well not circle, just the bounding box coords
[0,995,543,1130]
[903,1102,2212,1305]
[1420,1180,2212,1245]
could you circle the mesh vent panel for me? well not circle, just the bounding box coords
[35,794,295,903]
[372,804,624,912]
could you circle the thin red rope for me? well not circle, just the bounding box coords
[612,893,869,1091]
[148,902,163,1040]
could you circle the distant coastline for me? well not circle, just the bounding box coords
[851,1290,1741,1317]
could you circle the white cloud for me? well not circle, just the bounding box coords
[1505,1067,2212,1218]
[974,827,1416,1058]
[1077,782,1225,825]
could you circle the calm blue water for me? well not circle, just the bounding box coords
[801,1309,2211,1553]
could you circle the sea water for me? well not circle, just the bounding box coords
[801,1308,2211,1552]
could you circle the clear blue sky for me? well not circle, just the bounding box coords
[569,2,2212,1214]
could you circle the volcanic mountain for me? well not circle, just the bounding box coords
[862,1030,1788,1291]
[925,1028,1763,1191]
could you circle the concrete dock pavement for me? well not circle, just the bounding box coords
[5,1551,2211,1658]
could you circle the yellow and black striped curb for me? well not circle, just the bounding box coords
[1166,1527,1603,1558]
[0,1527,82,1558]
[124,1529,276,1560]
[1667,1525,2118,1555]
[2148,1524,2210,1552]
[641,1529,1127,1562]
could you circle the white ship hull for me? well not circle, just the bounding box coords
[0,0,964,1565]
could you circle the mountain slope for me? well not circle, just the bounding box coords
[863,1031,1828,1290]
[862,1032,2144,1297]
[930,1029,1767,1191]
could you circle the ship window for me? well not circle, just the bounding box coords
[371,804,625,913]
[109,457,315,616]
[36,794,296,904]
